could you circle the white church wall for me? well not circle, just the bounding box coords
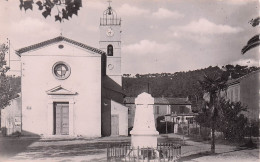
[21,42,102,137]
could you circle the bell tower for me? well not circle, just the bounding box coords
[100,1,122,86]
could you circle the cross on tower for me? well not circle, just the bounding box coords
[107,0,112,15]
[108,0,112,6]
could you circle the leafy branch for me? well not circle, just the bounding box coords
[0,42,14,109]
[19,0,82,22]
[0,43,9,75]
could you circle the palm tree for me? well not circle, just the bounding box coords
[241,17,260,54]
[199,74,227,153]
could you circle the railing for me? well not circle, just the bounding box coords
[100,18,121,26]
[107,143,181,162]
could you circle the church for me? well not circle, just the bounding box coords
[13,4,128,137]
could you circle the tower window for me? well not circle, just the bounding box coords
[107,44,113,56]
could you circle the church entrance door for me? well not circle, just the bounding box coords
[54,102,69,135]
[111,115,119,136]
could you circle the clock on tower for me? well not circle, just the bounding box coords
[106,27,114,37]
[99,1,122,86]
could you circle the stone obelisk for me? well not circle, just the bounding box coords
[130,92,159,148]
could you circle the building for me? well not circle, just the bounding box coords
[123,96,194,129]
[1,3,128,137]
[1,95,21,136]
[225,69,260,122]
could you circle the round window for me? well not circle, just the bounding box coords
[52,62,71,80]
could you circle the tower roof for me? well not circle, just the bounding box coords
[100,0,121,26]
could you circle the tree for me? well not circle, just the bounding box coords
[18,0,82,22]
[122,65,258,100]
[199,73,227,153]
[222,64,259,79]
[216,99,248,141]
[0,43,16,109]
[0,43,9,75]
[196,98,249,143]
[241,17,259,54]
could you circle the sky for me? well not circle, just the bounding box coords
[0,0,259,76]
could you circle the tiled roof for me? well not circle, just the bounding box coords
[226,78,240,86]
[16,36,106,55]
[124,97,135,103]
[155,97,191,105]
[165,113,198,116]
[124,97,191,105]
[227,69,260,86]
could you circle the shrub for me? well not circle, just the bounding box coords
[156,122,174,134]
[200,127,211,140]
[190,127,200,135]
[1,127,7,136]
[245,121,259,137]
[196,99,249,141]
[12,131,21,137]
[217,101,248,141]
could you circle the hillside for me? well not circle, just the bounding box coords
[122,65,259,111]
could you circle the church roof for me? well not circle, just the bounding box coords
[16,36,106,56]
[103,76,125,95]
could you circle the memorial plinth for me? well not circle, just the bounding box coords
[130,92,159,148]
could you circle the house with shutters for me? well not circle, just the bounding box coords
[225,69,260,123]
[124,96,194,129]
[2,3,128,137]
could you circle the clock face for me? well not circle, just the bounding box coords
[108,64,114,70]
[106,27,114,37]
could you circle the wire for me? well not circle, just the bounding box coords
[8,70,21,72]
[10,41,16,51]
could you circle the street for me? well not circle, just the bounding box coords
[0,134,259,162]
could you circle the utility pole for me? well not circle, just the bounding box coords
[166,119,168,134]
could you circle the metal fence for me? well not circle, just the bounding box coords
[100,18,121,26]
[107,143,181,162]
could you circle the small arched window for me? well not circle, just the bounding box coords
[107,44,113,56]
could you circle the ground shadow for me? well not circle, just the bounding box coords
[158,136,189,146]
[179,151,214,162]
[0,130,41,159]
[179,148,258,162]
[20,141,129,159]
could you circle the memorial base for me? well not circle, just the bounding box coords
[131,131,159,148]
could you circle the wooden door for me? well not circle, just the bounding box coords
[111,115,119,136]
[54,103,69,135]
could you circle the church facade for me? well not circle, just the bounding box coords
[14,4,128,137]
